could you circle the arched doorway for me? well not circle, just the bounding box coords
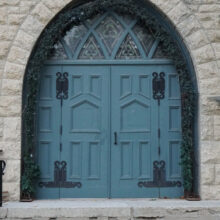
[36,9,183,199]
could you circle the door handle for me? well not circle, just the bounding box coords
[114,132,117,145]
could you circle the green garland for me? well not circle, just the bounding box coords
[22,0,196,197]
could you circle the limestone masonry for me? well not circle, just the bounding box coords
[0,0,220,200]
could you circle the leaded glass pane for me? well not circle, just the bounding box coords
[78,35,104,59]
[49,41,68,60]
[153,43,170,59]
[86,14,101,26]
[63,24,87,56]
[96,15,124,55]
[133,23,155,56]
[116,34,141,59]
[118,13,134,25]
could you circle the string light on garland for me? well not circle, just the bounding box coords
[22,0,196,198]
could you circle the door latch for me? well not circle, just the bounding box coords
[114,132,117,145]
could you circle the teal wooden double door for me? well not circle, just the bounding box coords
[36,64,183,199]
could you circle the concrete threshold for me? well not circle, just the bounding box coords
[1,199,220,219]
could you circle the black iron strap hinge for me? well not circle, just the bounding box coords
[152,72,165,105]
[56,72,69,100]
[39,161,82,188]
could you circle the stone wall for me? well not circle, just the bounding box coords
[0,0,219,200]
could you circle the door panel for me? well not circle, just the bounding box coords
[111,65,159,198]
[61,65,110,198]
[159,66,183,198]
[37,65,61,199]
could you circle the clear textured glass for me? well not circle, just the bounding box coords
[86,13,101,26]
[153,43,169,58]
[133,23,155,56]
[116,34,141,59]
[96,15,124,55]
[49,41,68,60]
[78,35,104,59]
[63,24,87,56]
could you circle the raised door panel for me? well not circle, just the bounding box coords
[36,65,61,199]
[61,65,110,198]
[159,66,183,198]
[111,65,159,198]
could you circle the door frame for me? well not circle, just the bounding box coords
[22,0,199,199]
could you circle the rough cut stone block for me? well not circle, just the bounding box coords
[2,182,20,201]
[215,164,220,184]
[3,117,21,142]
[200,141,220,164]
[0,41,10,59]
[214,115,220,141]
[197,61,218,80]
[150,0,179,14]
[0,7,7,24]
[14,30,35,51]
[199,77,220,95]
[212,43,220,59]
[0,117,3,137]
[0,141,21,160]
[201,185,220,200]
[193,45,215,64]
[1,79,22,96]
[4,62,25,80]
[8,14,25,25]
[200,115,213,141]
[31,2,53,24]
[4,159,21,183]
[21,15,44,37]
[7,46,30,65]
[201,164,215,185]
[0,96,21,117]
[44,0,72,12]
[167,1,191,25]
[178,15,201,38]
[186,30,208,50]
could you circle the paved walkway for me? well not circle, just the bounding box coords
[1,199,220,219]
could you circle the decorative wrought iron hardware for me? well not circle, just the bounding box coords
[138,160,182,188]
[39,161,82,188]
[56,72,69,100]
[152,72,165,105]
[0,160,6,207]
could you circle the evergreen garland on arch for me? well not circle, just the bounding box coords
[22,0,196,197]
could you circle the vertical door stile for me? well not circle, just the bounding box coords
[158,66,183,198]
[36,65,62,199]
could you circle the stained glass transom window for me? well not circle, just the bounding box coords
[48,10,171,60]
[96,16,124,55]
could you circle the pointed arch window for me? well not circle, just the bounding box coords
[48,11,171,60]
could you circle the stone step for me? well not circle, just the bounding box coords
[1,199,220,220]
